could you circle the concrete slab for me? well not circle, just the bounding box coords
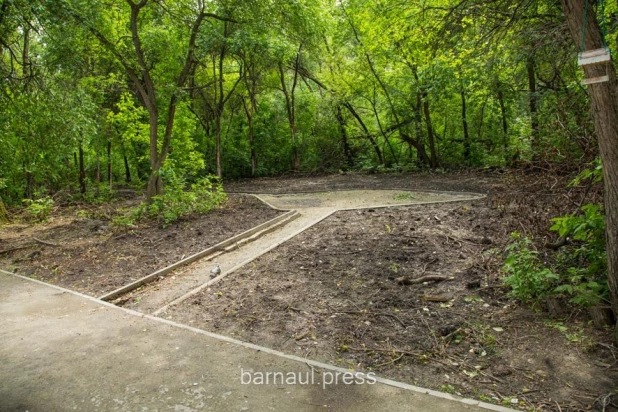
[0,273,512,412]
[255,189,484,210]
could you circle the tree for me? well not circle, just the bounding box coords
[277,45,303,171]
[561,0,618,338]
[59,0,229,199]
[237,34,272,176]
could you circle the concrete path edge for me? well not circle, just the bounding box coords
[99,209,299,301]
[0,268,516,412]
[152,208,338,315]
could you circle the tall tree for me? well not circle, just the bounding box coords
[59,0,229,199]
[278,45,303,172]
[561,0,618,339]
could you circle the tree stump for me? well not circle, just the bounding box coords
[543,296,568,317]
[589,306,615,329]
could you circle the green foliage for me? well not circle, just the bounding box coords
[114,168,227,228]
[503,233,560,303]
[569,159,603,187]
[111,210,138,229]
[83,182,116,204]
[22,197,55,223]
[0,0,606,203]
[503,203,608,307]
[544,320,594,346]
[393,192,415,200]
[550,204,608,306]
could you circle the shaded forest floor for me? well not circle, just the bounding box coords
[166,169,614,411]
[0,169,616,410]
[0,195,281,296]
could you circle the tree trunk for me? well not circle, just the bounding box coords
[241,54,261,177]
[527,55,539,158]
[249,105,257,176]
[215,115,223,178]
[343,102,384,165]
[95,152,101,183]
[107,138,112,186]
[22,25,30,83]
[498,88,509,162]
[461,89,471,164]
[123,153,131,183]
[215,31,226,179]
[78,140,86,195]
[146,172,163,198]
[414,92,425,167]
[477,97,487,148]
[422,91,438,168]
[278,47,302,172]
[369,89,399,165]
[242,98,258,176]
[336,105,353,167]
[0,198,9,224]
[0,1,8,56]
[562,0,618,340]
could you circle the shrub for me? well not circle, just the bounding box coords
[502,160,608,308]
[83,182,116,204]
[550,204,608,306]
[503,205,608,307]
[113,169,227,228]
[22,196,54,222]
[503,233,560,303]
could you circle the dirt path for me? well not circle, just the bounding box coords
[122,189,484,314]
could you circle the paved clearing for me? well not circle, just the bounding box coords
[3,171,613,411]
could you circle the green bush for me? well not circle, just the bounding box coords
[550,204,607,306]
[83,182,116,204]
[503,204,608,307]
[22,196,55,222]
[503,234,560,303]
[502,160,608,308]
[114,168,227,228]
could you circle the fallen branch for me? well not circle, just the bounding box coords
[33,237,58,247]
[396,275,452,285]
[544,237,567,250]
[0,245,30,255]
[374,353,404,368]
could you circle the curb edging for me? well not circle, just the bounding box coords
[99,210,299,301]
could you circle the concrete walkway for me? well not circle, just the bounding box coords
[130,207,336,314]
[129,190,484,314]
[0,273,510,412]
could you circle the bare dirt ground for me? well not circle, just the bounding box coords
[0,195,281,296]
[165,170,616,411]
